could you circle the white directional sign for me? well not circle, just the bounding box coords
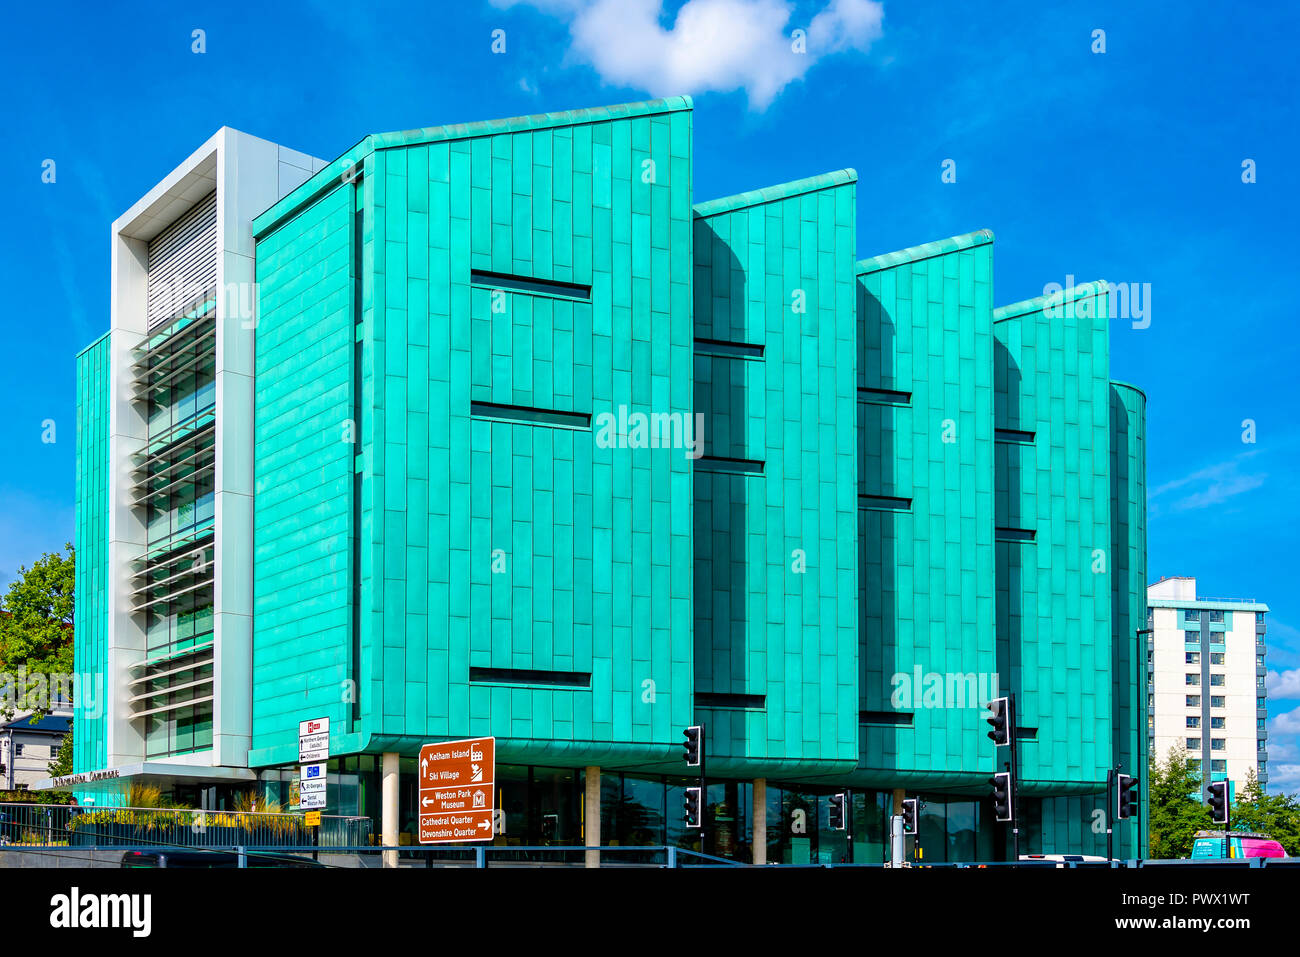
[298,717,330,763]
[299,782,326,810]
[298,718,330,810]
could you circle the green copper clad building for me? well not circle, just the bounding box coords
[64,98,1147,862]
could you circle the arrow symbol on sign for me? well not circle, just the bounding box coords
[422,796,436,808]
[478,819,491,831]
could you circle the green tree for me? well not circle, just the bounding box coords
[1147,745,1212,859]
[47,722,73,778]
[0,544,75,719]
[1231,769,1300,855]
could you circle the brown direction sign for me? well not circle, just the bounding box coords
[417,736,495,844]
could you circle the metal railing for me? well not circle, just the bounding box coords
[0,803,370,849]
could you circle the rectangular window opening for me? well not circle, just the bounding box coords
[694,338,764,360]
[470,269,591,300]
[470,401,592,431]
[858,710,914,726]
[695,692,766,710]
[859,387,912,405]
[696,456,765,476]
[468,667,591,689]
[860,494,912,512]
[995,428,1036,444]
[996,527,1036,542]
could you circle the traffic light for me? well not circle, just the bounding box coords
[1207,780,1229,825]
[990,771,1014,822]
[682,725,702,767]
[1116,773,1140,819]
[901,797,918,834]
[683,786,702,828]
[827,792,847,830]
[986,696,1009,747]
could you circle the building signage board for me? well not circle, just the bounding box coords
[417,737,495,844]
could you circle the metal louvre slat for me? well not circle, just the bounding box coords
[130,557,211,599]
[128,652,215,687]
[133,523,215,571]
[132,575,211,613]
[131,416,216,473]
[131,448,215,503]
[129,640,215,672]
[131,693,215,720]
[128,674,214,706]
[130,542,212,583]
[146,191,217,330]
[133,328,216,390]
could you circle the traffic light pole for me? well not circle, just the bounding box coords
[845,788,854,863]
[1106,767,1114,863]
[1009,692,1020,862]
[699,722,707,853]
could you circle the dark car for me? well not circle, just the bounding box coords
[120,849,326,868]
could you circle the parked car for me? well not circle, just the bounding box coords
[120,849,326,868]
[1189,830,1287,860]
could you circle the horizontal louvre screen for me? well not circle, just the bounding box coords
[146,191,218,329]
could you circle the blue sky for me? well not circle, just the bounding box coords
[3,1,1298,789]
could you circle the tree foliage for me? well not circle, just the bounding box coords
[1232,769,1300,856]
[1147,745,1211,859]
[0,544,75,719]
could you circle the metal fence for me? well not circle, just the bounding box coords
[0,803,370,848]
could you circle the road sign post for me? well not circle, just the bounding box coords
[298,718,330,811]
[417,737,496,844]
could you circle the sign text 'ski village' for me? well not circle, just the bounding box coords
[418,737,495,844]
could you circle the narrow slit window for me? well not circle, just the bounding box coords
[470,269,591,301]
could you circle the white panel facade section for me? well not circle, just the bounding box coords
[1222,612,1259,791]
[1150,607,1191,765]
[104,127,324,775]
[105,230,150,770]
[212,128,326,768]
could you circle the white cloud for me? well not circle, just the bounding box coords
[1149,452,1265,516]
[1272,707,1300,737]
[493,0,884,109]
[1268,668,1300,700]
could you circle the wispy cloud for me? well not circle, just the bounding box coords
[1149,451,1265,516]
[491,0,884,109]
[1271,764,1300,795]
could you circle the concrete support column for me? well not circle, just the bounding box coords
[891,787,906,867]
[382,752,399,868]
[584,766,600,868]
[752,779,767,865]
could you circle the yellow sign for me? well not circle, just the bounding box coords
[305,811,321,827]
